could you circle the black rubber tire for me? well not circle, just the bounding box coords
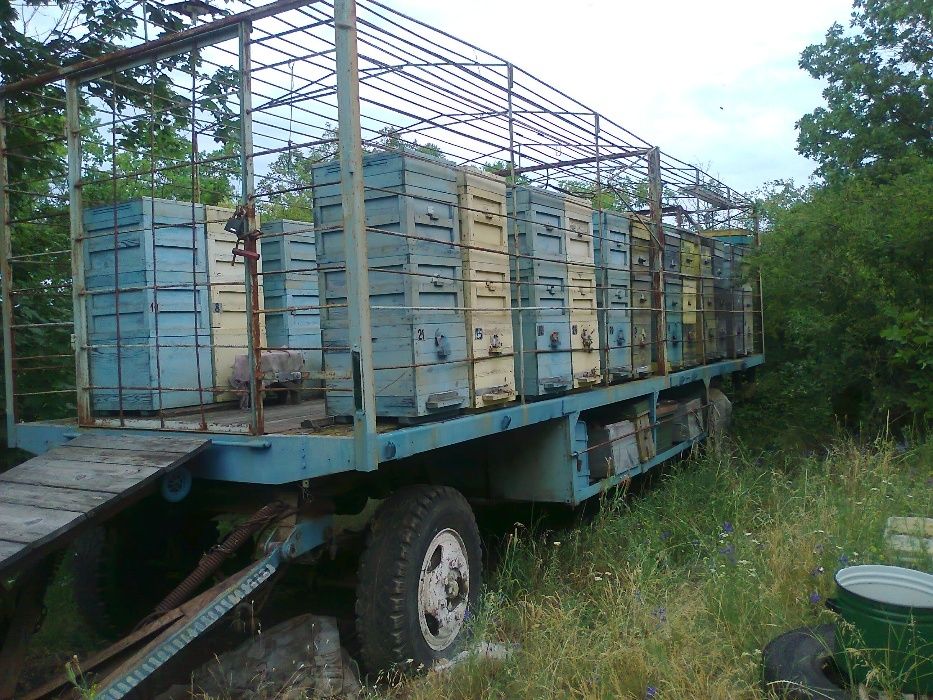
[762,624,851,699]
[71,501,219,637]
[355,485,482,674]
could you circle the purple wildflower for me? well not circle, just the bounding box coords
[646,686,658,699]
[718,543,737,565]
[839,553,850,566]
[722,521,734,534]
[809,591,822,605]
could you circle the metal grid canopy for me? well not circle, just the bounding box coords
[0,0,761,463]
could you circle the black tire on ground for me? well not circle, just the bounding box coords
[71,500,219,637]
[355,485,482,674]
[762,624,850,699]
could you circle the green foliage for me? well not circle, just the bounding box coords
[750,157,932,435]
[797,0,933,181]
[257,143,334,222]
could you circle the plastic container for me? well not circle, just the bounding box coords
[830,565,933,692]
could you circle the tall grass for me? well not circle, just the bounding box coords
[385,437,933,699]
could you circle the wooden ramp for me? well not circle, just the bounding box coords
[0,433,210,576]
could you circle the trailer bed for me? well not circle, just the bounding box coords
[0,433,210,576]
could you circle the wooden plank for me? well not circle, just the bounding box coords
[0,482,110,513]
[0,540,24,560]
[42,445,193,468]
[66,433,210,454]
[0,461,159,494]
[0,502,83,545]
[21,608,185,700]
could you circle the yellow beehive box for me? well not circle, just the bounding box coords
[205,205,266,401]
[682,278,699,325]
[568,264,600,387]
[630,218,653,272]
[680,233,701,280]
[457,170,516,408]
[563,196,595,265]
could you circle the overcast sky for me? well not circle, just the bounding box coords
[388,0,853,194]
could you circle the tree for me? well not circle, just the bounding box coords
[797,0,933,180]
[0,1,238,421]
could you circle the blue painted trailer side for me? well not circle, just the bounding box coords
[13,354,763,501]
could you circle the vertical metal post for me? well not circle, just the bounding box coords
[506,62,525,404]
[752,204,764,357]
[0,100,15,443]
[335,0,377,470]
[647,147,667,376]
[594,113,609,385]
[239,20,264,435]
[66,79,91,425]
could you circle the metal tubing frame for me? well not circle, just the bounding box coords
[239,20,265,435]
[0,99,15,442]
[647,147,668,375]
[335,0,377,470]
[66,79,92,425]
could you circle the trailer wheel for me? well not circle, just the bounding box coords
[355,485,482,673]
[761,624,848,699]
[71,502,219,637]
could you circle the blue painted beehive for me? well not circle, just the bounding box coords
[507,187,573,396]
[260,220,322,385]
[712,239,734,358]
[699,237,721,360]
[313,152,469,419]
[631,273,655,376]
[82,198,213,411]
[592,210,631,381]
[665,277,684,370]
[730,244,753,357]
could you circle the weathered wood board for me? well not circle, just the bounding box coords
[0,432,210,575]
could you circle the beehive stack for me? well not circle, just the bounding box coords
[83,198,213,411]
[712,239,733,358]
[680,230,703,366]
[456,170,516,408]
[699,237,721,360]
[629,219,655,376]
[663,226,684,371]
[564,196,600,388]
[260,220,322,387]
[592,209,632,382]
[730,244,755,356]
[205,205,266,402]
[507,186,573,396]
[314,152,470,419]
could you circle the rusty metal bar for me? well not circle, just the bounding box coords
[489,149,648,177]
[240,19,264,435]
[647,147,668,375]
[0,99,16,442]
[66,78,91,425]
[752,205,764,357]
[0,0,321,96]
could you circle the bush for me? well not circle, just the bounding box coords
[748,157,933,438]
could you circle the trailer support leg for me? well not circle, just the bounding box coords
[0,559,55,700]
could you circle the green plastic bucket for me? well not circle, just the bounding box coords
[830,565,933,692]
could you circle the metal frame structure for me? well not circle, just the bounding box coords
[0,0,763,492]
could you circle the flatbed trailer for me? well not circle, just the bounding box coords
[0,0,764,695]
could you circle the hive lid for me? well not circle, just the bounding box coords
[836,565,933,608]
